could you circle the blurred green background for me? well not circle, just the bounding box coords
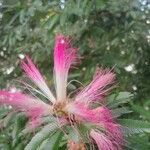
[0,0,150,149]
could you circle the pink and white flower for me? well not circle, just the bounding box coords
[0,34,123,150]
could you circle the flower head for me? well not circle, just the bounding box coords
[0,34,123,150]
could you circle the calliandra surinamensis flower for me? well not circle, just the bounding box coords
[0,34,123,150]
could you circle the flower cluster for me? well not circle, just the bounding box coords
[0,35,123,150]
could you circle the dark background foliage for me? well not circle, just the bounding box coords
[0,0,150,149]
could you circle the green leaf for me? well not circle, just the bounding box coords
[130,104,150,121]
[118,119,150,134]
[50,132,63,150]
[125,134,150,150]
[3,111,17,127]
[24,123,59,150]
[38,139,49,150]
[0,106,10,119]
[108,92,133,108]
[12,113,27,139]
[112,107,132,118]
[38,132,63,150]
[121,126,145,137]
[67,126,80,142]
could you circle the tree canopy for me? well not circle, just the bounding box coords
[0,0,150,149]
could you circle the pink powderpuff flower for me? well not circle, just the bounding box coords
[0,34,123,150]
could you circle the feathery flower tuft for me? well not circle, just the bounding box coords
[20,55,55,103]
[75,68,115,106]
[90,130,117,150]
[54,35,77,101]
[0,34,124,150]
